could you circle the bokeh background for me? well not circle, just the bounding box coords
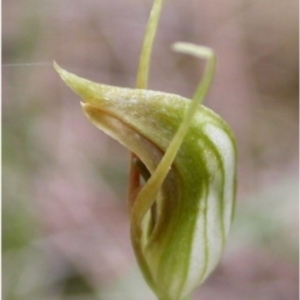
[2,0,299,299]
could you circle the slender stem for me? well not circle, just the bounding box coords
[136,0,165,89]
[129,0,165,207]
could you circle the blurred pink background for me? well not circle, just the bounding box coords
[3,0,298,299]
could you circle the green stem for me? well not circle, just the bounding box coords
[129,0,165,207]
[136,0,164,89]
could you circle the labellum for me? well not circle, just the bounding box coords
[54,1,237,299]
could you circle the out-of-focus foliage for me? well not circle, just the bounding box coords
[2,0,298,299]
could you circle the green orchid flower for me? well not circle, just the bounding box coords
[54,0,237,299]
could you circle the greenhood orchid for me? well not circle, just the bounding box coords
[54,0,237,299]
